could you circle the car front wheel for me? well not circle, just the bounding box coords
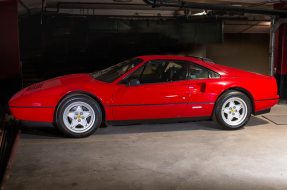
[56,94,102,138]
[212,91,252,130]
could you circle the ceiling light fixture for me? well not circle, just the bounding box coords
[192,11,207,16]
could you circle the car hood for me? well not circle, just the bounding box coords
[9,73,115,108]
[10,74,101,101]
[206,63,272,78]
[25,73,98,92]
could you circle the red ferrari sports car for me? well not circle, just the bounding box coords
[9,55,279,138]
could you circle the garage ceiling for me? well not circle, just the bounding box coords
[18,0,282,33]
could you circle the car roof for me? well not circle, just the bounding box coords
[185,56,214,63]
[136,55,214,64]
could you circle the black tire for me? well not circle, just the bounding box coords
[52,122,59,129]
[212,90,252,130]
[56,94,102,138]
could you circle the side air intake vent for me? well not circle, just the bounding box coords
[26,84,43,91]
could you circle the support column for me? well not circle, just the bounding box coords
[0,0,21,112]
[274,3,287,102]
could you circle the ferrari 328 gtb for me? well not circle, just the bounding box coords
[9,55,279,138]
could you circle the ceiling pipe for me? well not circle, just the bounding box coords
[143,0,287,77]
[45,2,176,13]
[143,0,287,16]
[42,13,251,21]
[269,17,287,76]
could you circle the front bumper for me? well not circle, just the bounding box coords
[9,106,55,122]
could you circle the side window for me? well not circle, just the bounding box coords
[140,61,187,84]
[120,66,145,84]
[189,64,220,79]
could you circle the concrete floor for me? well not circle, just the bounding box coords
[7,105,287,190]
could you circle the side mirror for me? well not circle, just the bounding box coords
[127,79,140,87]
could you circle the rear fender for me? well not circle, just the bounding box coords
[215,87,255,115]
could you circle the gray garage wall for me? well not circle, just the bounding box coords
[166,43,207,57]
[207,33,270,75]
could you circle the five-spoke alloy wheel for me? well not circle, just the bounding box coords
[63,102,95,133]
[212,90,252,130]
[56,94,102,138]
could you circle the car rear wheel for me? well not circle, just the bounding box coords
[212,90,252,130]
[56,94,102,138]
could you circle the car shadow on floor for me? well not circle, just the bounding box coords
[19,121,66,139]
[95,116,269,135]
[19,116,269,139]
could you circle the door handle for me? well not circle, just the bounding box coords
[181,81,189,84]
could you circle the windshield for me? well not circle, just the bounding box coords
[91,58,143,83]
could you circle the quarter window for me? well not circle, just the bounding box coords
[189,64,220,79]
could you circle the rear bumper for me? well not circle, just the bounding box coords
[254,98,279,114]
[254,108,270,116]
[9,106,55,122]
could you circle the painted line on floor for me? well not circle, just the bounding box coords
[18,135,203,146]
[18,128,287,146]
